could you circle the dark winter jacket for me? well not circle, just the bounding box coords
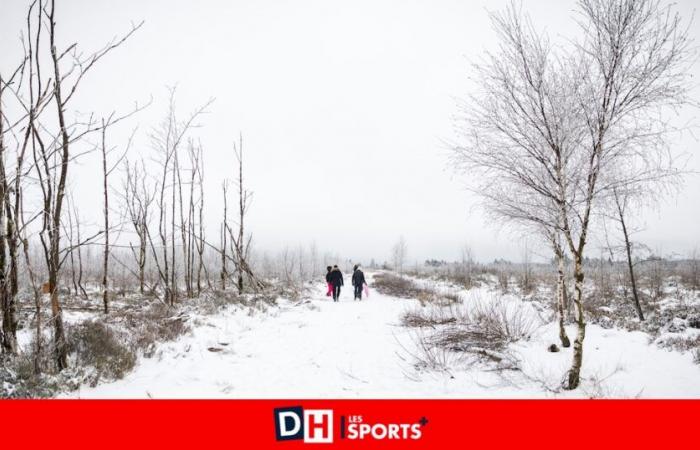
[352,269,366,287]
[325,270,332,283]
[329,268,344,287]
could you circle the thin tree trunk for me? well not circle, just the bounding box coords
[20,210,42,374]
[615,191,644,321]
[101,124,110,314]
[221,182,228,290]
[48,0,69,370]
[237,142,244,294]
[139,236,146,294]
[553,237,571,348]
[196,153,205,296]
[175,150,190,298]
[0,77,16,354]
[66,206,80,296]
[171,146,177,305]
[73,206,88,300]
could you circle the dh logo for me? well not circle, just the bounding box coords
[274,406,333,443]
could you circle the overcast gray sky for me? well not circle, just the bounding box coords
[1,0,698,264]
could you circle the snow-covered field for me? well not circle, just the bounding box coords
[61,273,700,399]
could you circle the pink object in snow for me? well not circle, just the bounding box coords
[363,284,370,298]
[326,282,333,296]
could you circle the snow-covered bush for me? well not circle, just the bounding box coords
[401,307,457,328]
[406,292,542,372]
[66,321,137,386]
[119,303,190,358]
[373,273,426,298]
[374,272,460,306]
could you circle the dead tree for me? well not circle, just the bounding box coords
[225,135,265,293]
[0,0,57,362]
[193,144,209,294]
[147,90,212,305]
[0,71,20,354]
[184,141,208,296]
[99,121,132,313]
[124,160,154,294]
[0,42,39,355]
[101,123,110,313]
[174,139,203,298]
[64,197,88,299]
[173,143,188,297]
[31,0,143,369]
[0,71,17,354]
[220,181,229,290]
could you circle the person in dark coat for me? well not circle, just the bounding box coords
[328,265,344,302]
[352,264,366,300]
[325,266,333,297]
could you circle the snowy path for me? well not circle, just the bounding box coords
[67,280,427,398]
[65,275,700,398]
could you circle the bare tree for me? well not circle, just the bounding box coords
[66,196,88,299]
[610,188,644,320]
[146,90,212,305]
[220,180,229,290]
[101,125,110,313]
[22,0,143,369]
[0,65,24,354]
[391,236,407,275]
[231,136,250,293]
[225,135,264,293]
[193,144,209,294]
[454,0,693,389]
[98,121,132,313]
[124,159,154,294]
[561,0,692,389]
[0,12,44,355]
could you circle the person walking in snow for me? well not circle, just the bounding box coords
[352,264,366,300]
[328,265,344,302]
[325,266,333,297]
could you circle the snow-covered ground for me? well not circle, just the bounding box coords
[62,273,700,399]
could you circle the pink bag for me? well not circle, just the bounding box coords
[326,282,333,296]
[363,284,370,298]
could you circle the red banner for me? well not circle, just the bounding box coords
[1,400,697,449]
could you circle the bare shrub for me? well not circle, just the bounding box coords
[410,330,465,372]
[442,299,539,347]
[66,321,137,386]
[1,355,63,398]
[407,293,541,372]
[655,334,700,354]
[374,273,461,307]
[401,307,457,328]
[373,273,425,298]
[116,304,190,358]
[195,290,244,315]
[442,291,461,304]
[642,257,667,302]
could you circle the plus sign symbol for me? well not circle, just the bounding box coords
[418,417,429,427]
